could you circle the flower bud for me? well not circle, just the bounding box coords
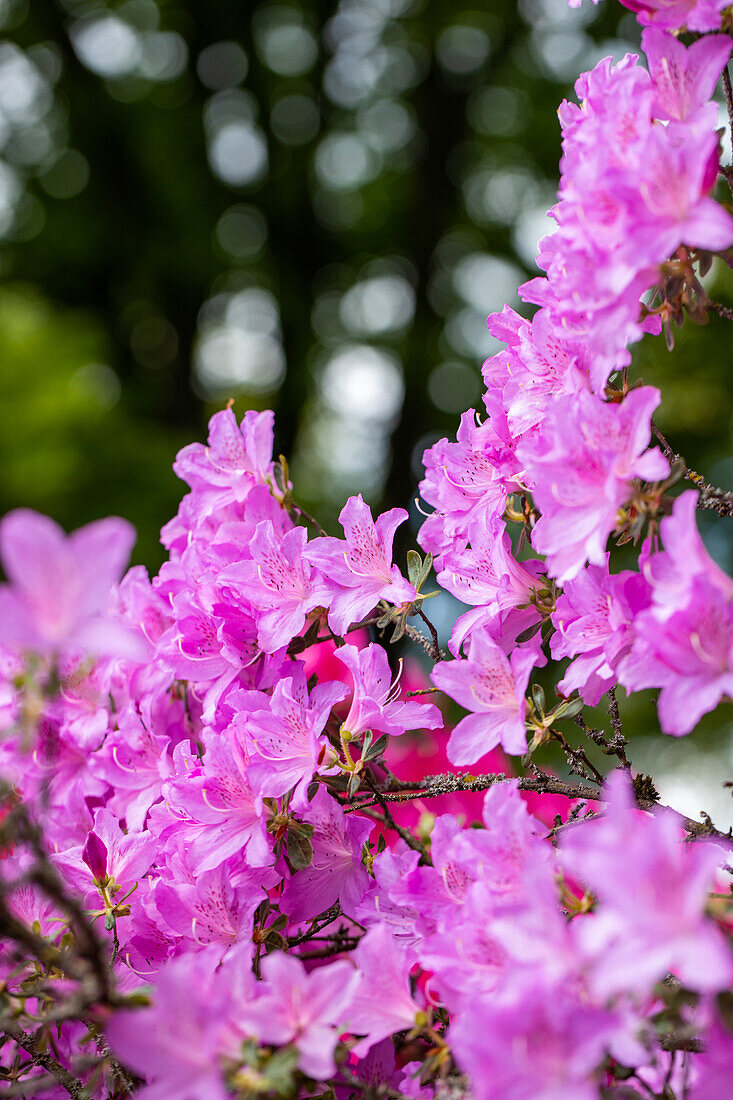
[82,830,108,884]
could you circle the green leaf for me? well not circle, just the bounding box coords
[365,733,389,760]
[286,830,313,870]
[516,620,543,644]
[406,549,423,587]
[553,696,584,720]
[262,1045,300,1096]
[289,818,314,839]
[264,930,286,951]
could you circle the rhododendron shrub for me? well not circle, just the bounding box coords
[2,6,733,1099]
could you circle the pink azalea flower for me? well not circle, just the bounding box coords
[619,0,729,32]
[551,559,650,706]
[0,510,141,659]
[233,668,347,808]
[641,490,733,616]
[54,807,156,907]
[347,924,422,1055]
[622,572,733,735]
[560,770,732,997]
[642,29,732,122]
[248,952,359,1080]
[572,0,729,33]
[89,704,175,831]
[437,515,545,618]
[154,861,267,951]
[303,496,417,636]
[620,493,733,734]
[431,630,545,763]
[335,643,442,740]
[106,947,254,1100]
[280,787,372,921]
[218,521,328,653]
[521,387,668,583]
[418,411,517,568]
[632,120,733,259]
[173,407,276,505]
[162,729,271,873]
[452,979,638,1100]
[691,1018,733,1099]
[485,305,591,437]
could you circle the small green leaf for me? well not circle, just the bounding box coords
[516,620,543,644]
[553,696,584,720]
[254,898,270,926]
[264,930,286,952]
[286,830,313,870]
[406,549,423,587]
[365,733,389,761]
[262,1045,300,1096]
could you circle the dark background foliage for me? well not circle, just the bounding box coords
[1,0,733,821]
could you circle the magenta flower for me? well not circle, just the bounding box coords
[106,947,254,1100]
[452,979,637,1100]
[89,704,175,831]
[418,411,517,568]
[632,122,733,259]
[618,0,729,32]
[431,630,544,763]
[248,952,359,1080]
[173,407,275,504]
[643,29,732,122]
[303,495,417,635]
[0,509,141,659]
[641,490,733,615]
[619,493,733,734]
[347,924,422,1056]
[521,387,668,583]
[691,1018,733,1099]
[218,521,328,653]
[234,669,347,808]
[551,559,650,706]
[280,787,372,921]
[560,770,732,997]
[622,572,733,735]
[54,807,156,906]
[437,514,545,617]
[335,643,442,740]
[163,729,271,874]
[154,862,265,950]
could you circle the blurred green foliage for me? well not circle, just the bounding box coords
[0,0,653,549]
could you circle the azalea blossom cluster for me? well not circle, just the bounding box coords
[0,4,733,1099]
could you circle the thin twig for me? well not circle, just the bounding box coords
[652,424,733,517]
[287,902,343,948]
[416,607,443,662]
[363,771,429,861]
[4,1024,87,1099]
[289,500,328,538]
